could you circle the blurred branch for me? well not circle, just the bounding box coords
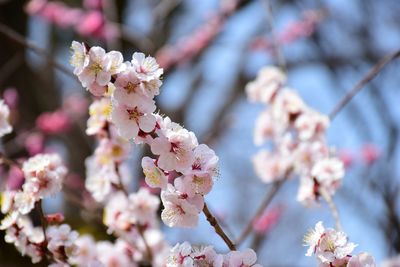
[0,23,76,79]
[319,188,342,231]
[119,24,155,53]
[203,202,237,251]
[153,0,182,21]
[102,0,122,51]
[262,0,286,72]
[236,178,286,245]
[329,50,400,120]
[0,52,23,86]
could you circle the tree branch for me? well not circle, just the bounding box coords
[0,23,75,79]
[329,50,400,120]
[202,202,236,251]
[236,178,285,245]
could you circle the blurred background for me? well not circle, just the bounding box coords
[0,0,400,266]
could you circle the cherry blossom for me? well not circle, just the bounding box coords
[111,88,157,140]
[161,185,203,228]
[245,66,286,103]
[22,153,67,199]
[131,52,163,82]
[86,98,111,136]
[142,156,168,190]
[151,117,198,172]
[347,252,376,267]
[304,221,358,266]
[225,249,262,267]
[47,224,79,262]
[70,41,89,76]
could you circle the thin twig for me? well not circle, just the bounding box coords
[153,0,182,21]
[236,178,285,245]
[0,23,75,79]
[36,200,48,245]
[202,202,236,251]
[137,224,154,263]
[114,163,153,263]
[329,50,400,120]
[115,163,129,197]
[263,0,286,72]
[319,188,342,231]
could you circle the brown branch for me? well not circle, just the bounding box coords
[329,50,400,120]
[0,23,76,79]
[202,202,236,251]
[136,224,154,263]
[236,178,285,245]
[36,200,48,245]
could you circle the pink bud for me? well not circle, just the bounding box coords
[3,88,19,109]
[339,150,354,169]
[46,213,65,223]
[252,205,282,235]
[36,110,71,135]
[76,11,104,37]
[361,144,380,165]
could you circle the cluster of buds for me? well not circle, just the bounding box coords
[246,66,344,206]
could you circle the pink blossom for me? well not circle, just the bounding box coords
[111,89,157,140]
[160,185,203,228]
[131,52,163,82]
[245,66,286,103]
[252,206,282,234]
[76,11,104,37]
[142,157,168,190]
[347,252,376,267]
[36,110,71,135]
[225,249,262,267]
[151,117,198,172]
[253,150,290,183]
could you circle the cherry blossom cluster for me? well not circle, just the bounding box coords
[167,242,262,267]
[12,153,67,215]
[71,40,219,228]
[103,189,171,265]
[70,41,263,266]
[0,152,76,264]
[304,221,375,267]
[246,66,345,206]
